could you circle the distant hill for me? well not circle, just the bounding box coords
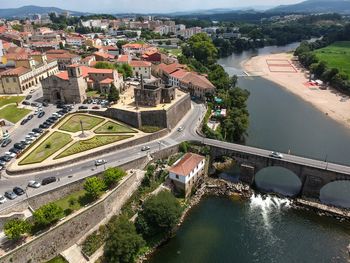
[0,5,88,18]
[267,0,350,14]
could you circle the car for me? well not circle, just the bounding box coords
[1,138,12,147]
[25,135,34,141]
[28,180,41,188]
[5,152,16,158]
[38,111,45,118]
[56,104,64,109]
[28,132,39,138]
[29,89,35,94]
[45,119,55,124]
[0,155,12,162]
[4,191,17,200]
[53,112,62,118]
[43,102,49,107]
[25,95,32,100]
[41,177,57,185]
[39,124,49,129]
[13,187,25,196]
[0,160,5,166]
[78,105,88,110]
[0,195,6,204]
[33,128,43,134]
[31,102,40,107]
[22,100,30,105]
[177,126,184,132]
[20,118,28,125]
[141,146,151,151]
[92,106,100,110]
[34,109,39,115]
[27,114,34,120]
[9,148,21,154]
[21,140,31,145]
[14,143,25,150]
[270,151,284,159]
[95,159,107,166]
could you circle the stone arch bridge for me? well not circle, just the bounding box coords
[206,140,350,199]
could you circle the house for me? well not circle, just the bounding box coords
[93,51,115,62]
[66,36,84,47]
[141,51,162,64]
[168,153,205,197]
[80,55,96,67]
[0,53,59,94]
[154,62,186,80]
[116,55,130,65]
[42,64,124,104]
[122,43,149,55]
[130,60,152,79]
[46,49,81,70]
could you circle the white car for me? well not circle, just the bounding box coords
[177,126,184,132]
[5,152,16,158]
[28,180,41,188]
[34,109,39,115]
[141,146,151,151]
[270,151,283,159]
[95,159,107,166]
[28,132,39,138]
[25,135,34,141]
[0,195,6,204]
[29,89,35,94]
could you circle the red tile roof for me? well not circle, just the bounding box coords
[55,65,114,81]
[93,51,115,59]
[130,60,151,67]
[181,72,215,90]
[170,69,189,79]
[100,78,114,84]
[158,63,186,75]
[0,66,31,76]
[169,153,204,177]
[117,55,130,63]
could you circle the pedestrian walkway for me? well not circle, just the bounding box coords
[61,244,87,263]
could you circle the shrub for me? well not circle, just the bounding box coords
[83,177,106,200]
[4,219,31,240]
[33,203,64,228]
[82,231,105,256]
[103,167,126,188]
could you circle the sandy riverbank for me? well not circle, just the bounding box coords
[242,53,350,129]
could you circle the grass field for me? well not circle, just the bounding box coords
[94,121,136,134]
[56,135,133,159]
[0,96,25,108]
[53,189,91,215]
[0,104,31,123]
[59,114,104,133]
[160,47,182,57]
[19,132,72,165]
[314,41,350,79]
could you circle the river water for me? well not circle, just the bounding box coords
[147,43,350,263]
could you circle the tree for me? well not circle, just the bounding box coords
[116,63,133,79]
[33,203,64,228]
[108,84,120,102]
[104,216,145,263]
[95,61,116,70]
[59,42,65,50]
[135,191,182,238]
[179,141,190,153]
[185,33,218,65]
[103,167,126,188]
[84,177,106,200]
[4,219,31,240]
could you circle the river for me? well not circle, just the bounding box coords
[146,43,350,263]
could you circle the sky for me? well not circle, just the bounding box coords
[0,0,303,13]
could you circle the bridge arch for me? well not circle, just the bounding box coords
[254,166,302,197]
[320,180,350,208]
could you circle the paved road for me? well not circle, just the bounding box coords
[0,102,206,212]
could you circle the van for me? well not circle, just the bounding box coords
[41,177,57,185]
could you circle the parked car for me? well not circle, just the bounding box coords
[4,191,17,200]
[31,102,40,107]
[92,106,100,110]
[0,195,6,204]
[41,177,57,185]
[28,180,41,188]
[33,128,43,134]
[95,159,107,166]
[39,123,49,129]
[270,151,284,159]
[9,148,21,154]
[22,100,30,105]
[25,95,32,100]
[1,138,12,147]
[14,143,25,150]
[29,89,35,94]
[20,118,28,125]
[27,114,34,120]
[5,152,16,158]
[141,146,151,151]
[0,155,12,162]
[21,140,31,145]
[78,105,88,110]
[0,160,6,166]
[43,102,49,107]
[38,111,45,118]
[177,126,184,132]
[13,187,25,196]
[28,132,39,138]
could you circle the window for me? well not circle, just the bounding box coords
[12,78,16,82]
[5,78,9,83]
[176,175,179,179]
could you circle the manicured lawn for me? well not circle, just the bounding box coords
[56,135,133,159]
[19,132,72,165]
[161,47,182,57]
[46,255,68,263]
[0,104,31,123]
[314,41,350,79]
[94,121,136,134]
[0,96,25,108]
[59,114,104,133]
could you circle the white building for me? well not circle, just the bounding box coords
[130,60,152,79]
[66,36,84,47]
[169,153,205,197]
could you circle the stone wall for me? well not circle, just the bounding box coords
[166,94,191,129]
[95,108,141,128]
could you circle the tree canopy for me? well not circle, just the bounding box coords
[84,176,106,200]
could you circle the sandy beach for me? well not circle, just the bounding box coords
[243,53,350,129]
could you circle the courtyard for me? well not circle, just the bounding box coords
[17,113,141,166]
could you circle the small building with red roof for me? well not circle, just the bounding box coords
[168,153,206,197]
[130,60,152,79]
